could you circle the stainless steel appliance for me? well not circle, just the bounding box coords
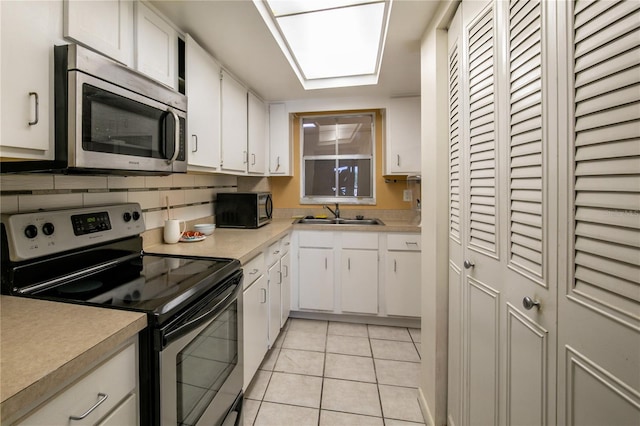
[1,204,242,426]
[3,44,188,175]
[216,192,273,229]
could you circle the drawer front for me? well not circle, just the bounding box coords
[243,252,265,289]
[298,231,334,248]
[281,233,292,253]
[341,232,378,249]
[265,239,282,266]
[20,343,137,426]
[387,233,421,251]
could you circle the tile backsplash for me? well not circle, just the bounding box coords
[0,173,238,230]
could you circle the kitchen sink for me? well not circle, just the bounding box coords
[294,217,385,226]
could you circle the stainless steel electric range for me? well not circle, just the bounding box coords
[1,203,243,426]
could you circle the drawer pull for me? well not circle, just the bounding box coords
[273,250,280,255]
[29,92,39,125]
[249,268,259,275]
[405,241,419,247]
[69,392,108,421]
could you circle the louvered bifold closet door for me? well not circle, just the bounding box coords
[467,6,498,256]
[508,0,544,280]
[573,0,640,311]
[450,41,462,243]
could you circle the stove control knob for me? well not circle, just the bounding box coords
[132,211,141,221]
[123,212,132,222]
[42,222,55,236]
[24,224,38,239]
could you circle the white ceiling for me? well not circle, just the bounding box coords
[150,0,440,102]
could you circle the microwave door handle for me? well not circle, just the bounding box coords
[165,108,180,165]
[266,195,273,219]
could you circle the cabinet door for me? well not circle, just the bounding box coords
[220,70,248,173]
[248,92,267,174]
[280,251,291,327]
[96,393,137,426]
[386,96,421,174]
[298,248,334,311]
[243,275,268,390]
[385,251,420,317]
[0,0,62,159]
[185,34,221,170]
[135,2,176,89]
[341,249,378,314]
[268,103,291,175]
[267,261,282,347]
[64,0,133,66]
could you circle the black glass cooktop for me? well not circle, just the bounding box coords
[33,254,238,322]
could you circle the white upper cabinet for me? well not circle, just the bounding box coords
[135,1,177,89]
[1,0,63,159]
[185,34,221,171]
[269,103,292,176]
[386,96,421,175]
[248,92,268,174]
[220,70,248,173]
[64,0,134,67]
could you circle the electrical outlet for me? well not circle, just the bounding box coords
[403,189,412,202]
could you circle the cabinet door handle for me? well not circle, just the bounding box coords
[397,154,400,166]
[28,92,39,126]
[348,258,351,270]
[278,270,283,284]
[276,156,281,171]
[283,265,288,277]
[192,134,198,152]
[243,151,248,164]
[260,288,267,303]
[69,392,108,421]
[252,153,256,165]
[394,259,397,272]
[325,257,328,270]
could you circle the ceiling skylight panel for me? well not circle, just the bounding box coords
[276,2,385,80]
[267,0,375,17]
[254,0,392,89]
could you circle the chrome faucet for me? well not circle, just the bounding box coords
[324,203,340,218]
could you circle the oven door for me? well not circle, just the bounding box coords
[68,70,187,173]
[158,271,243,426]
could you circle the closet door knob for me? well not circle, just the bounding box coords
[522,296,541,310]
[463,260,475,269]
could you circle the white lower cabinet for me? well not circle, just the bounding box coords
[385,233,421,317]
[340,232,379,314]
[280,251,291,327]
[267,261,282,347]
[19,341,138,425]
[242,267,268,390]
[298,247,334,311]
[294,230,420,318]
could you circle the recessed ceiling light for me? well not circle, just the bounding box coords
[253,0,392,90]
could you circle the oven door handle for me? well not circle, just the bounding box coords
[161,283,238,348]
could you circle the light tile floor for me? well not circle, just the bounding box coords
[244,319,425,426]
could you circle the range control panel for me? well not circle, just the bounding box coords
[1,203,144,261]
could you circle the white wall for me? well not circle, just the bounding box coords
[419,1,459,425]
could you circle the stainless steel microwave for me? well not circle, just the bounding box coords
[49,44,187,175]
[216,192,273,228]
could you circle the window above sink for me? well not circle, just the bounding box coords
[300,113,376,205]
